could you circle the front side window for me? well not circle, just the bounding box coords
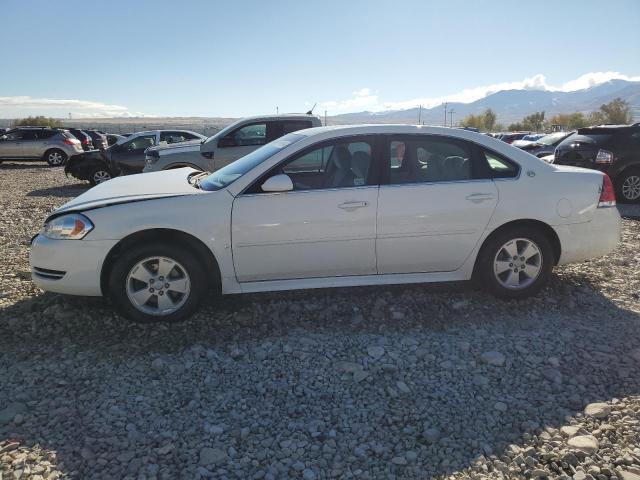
[0,130,21,141]
[20,130,38,141]
[125,135,156,151]
[199,133,307,191]
[387,136,473,184]
[221,123,267,147]
[257,138,375,192]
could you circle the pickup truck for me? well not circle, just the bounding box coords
[143,114,322,173]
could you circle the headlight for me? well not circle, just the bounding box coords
[42,213,94,240]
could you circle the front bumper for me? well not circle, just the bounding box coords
[554,207,621,266]
[29,234,117,296]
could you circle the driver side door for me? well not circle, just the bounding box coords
[0,130,24,159]
[112,134,157,172]
[231,136,380,283]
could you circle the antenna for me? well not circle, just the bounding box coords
[306,103,317,115]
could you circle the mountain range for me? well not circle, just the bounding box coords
[330,79,640,126]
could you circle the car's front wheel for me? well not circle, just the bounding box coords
[616,168,640,204]
[45,149,67,166]
[108,243,207,323]
[476,227,554,299]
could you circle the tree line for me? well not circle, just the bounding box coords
[460,98,634,132]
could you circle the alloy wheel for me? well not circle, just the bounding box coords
[48,152,64,165]
[493,238,542,290]
[126,256,191,316]
[621,175,640,201]
[93,170,111,184]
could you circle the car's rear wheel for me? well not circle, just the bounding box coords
[616,168,640,204]
[108,243,207,323]
[45,149,67,166]
[89,166,112,186]
[476,227,554,299]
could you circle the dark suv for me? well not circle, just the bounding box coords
[554,123,640,203]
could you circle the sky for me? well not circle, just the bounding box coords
[1,0,639,118]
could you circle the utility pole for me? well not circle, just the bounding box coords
[418,104,422,125]
[324,110,327,126]
[449,109,455,127]
[443,102,448,127]
[276,106,279,114]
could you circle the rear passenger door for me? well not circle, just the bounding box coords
[376,135,499,274]
[20,130,41,159]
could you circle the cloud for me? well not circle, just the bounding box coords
[320,71,640,114]
[0,96,144,118]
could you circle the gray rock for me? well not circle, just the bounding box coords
[479,351,505,366]
[584,402,611,418]
[423,427,441,443]
[0,402,26,426]
[199,447,227,466]
[567,435,599,455]
[367,345,385,359]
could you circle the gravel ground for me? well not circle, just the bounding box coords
[1,161,639,480]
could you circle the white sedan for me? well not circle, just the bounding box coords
[30,125,621,323]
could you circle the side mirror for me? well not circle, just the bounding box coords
[261,174,293,192]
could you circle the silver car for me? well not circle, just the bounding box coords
[143,114,322,173]
[0,127,84,166]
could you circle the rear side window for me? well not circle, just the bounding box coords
[482,150,519,178]
[38,130,57,139]
[387,136,474,184]
[282,120,312,135]
[20,130,38,140]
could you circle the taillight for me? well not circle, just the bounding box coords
[83,138,90,144]
[598,174,616,207]
[63,138,79,145]
[595,149,613,164]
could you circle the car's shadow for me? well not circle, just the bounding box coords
[0,162,54,170]
[26,183,90,198]
[1,275,638,478]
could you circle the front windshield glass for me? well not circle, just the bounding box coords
[199,133,306,191]
[537,132,567,145]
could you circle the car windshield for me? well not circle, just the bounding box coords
[536,132,568,145]
[198,133,307,191]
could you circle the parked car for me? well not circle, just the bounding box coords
[67,128,95,152]
[512,134,546,148]
[517,131,575,158]
[31,125,620,323]
[105,133,126,146]
[143,114,322,173]
[500,132,530,144]
[0,127,83,166]
[84,130,108,150]
[64,130,207,185]
[554,123,640,203]
[110,130,206,174]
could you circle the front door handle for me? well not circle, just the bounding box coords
[465,193,495,203]
[338,201,368,210]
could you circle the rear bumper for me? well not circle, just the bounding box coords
[29,234,116,296]
[554,207,621,265]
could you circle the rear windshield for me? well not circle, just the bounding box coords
[199,133,306,191]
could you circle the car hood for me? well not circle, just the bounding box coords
[146,141,203,155]
[52,168,202,216]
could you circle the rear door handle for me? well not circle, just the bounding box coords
[465,193,495,203]
[338,201,368,210]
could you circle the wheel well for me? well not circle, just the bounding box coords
[616,164,640,181]
[100,229,221,295]
[473,219,561,276]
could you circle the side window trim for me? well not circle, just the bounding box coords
[478,146,521,180]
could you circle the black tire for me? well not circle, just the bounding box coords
[44,149,68,167]
[476,226,554,299]
[89,166,113,186]
[108,243,207,323]
[615,168,640,204]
